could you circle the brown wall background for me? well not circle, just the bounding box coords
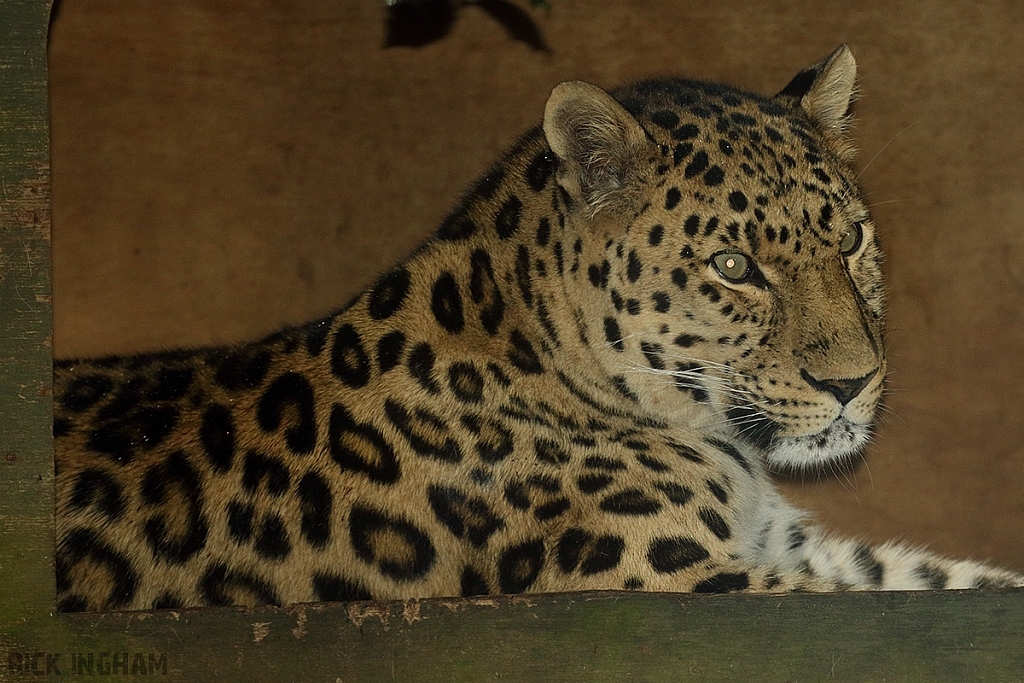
[48,0,1024,571]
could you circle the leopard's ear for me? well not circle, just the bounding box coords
[775,45,858,157]
[543,81,652,217]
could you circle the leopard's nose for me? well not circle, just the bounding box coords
[800,368,878,406]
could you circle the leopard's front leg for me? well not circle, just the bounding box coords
[729,489,1024,591]
[750,516,1024,590]
[790,529,1024,590]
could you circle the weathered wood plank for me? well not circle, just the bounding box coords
[0,0,55,629]
[2,591,1024,681]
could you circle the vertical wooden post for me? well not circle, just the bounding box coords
[0,0,55,625]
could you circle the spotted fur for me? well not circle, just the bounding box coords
[54,47,1022,611]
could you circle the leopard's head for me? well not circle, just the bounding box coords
[544,46,885,471]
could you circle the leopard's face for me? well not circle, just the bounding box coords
[547,78,885,472]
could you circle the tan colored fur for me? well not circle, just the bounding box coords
[53,48,1022,612]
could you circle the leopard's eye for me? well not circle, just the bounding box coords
[839,222,864,256]
[712,252,751,283]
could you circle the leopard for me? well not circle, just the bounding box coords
[53,45,1024,612]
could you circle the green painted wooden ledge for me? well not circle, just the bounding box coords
[1,2,1022,680]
